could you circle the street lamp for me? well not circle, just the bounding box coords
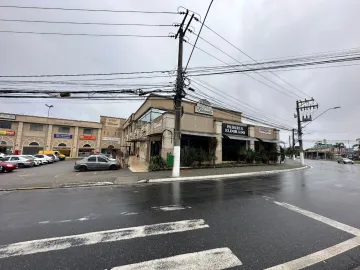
[303,106,340,129]
[45,104,54,150]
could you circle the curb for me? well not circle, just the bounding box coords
[139,165,309,183]
[0,182,114,192]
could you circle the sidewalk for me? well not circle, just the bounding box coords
[0,159,306,191]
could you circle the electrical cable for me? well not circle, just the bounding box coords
[0,30,171,38]
[184,40,299,99]
[184,0,213,71]
[191,33,304,99]
[199,22,311,98]
[0,18,174,27]
[0,5,179,14]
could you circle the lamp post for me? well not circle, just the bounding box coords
[303,106,340,129]
[45,104,54,150]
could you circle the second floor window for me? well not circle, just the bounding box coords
[30,124,43,131]
[0,121,12,129]
[83,128,93,134]
[58,126,70,133]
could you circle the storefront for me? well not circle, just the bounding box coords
[22,138,45,155]
[0,130,15,154]
[78,135,96,157]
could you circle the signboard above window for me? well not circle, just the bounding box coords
[102,137,120,141]
[195,99,213,116]
[80,134,96,140]
[0,113,16,120]
[222,123,248,136]
[259,127,272,135]
[54,134,72,139]
[105,118,121,127]
[0,130,15,136]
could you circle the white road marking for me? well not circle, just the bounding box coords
[93,172,97,175]
[125,212,138,216]
[112,247,242,270]
[0,219,209,259]
[54,174,64,178]
[38,221,50,224]
[152,205,191,211]
[58,220,71,223]
[273,200,360,236]
[76,173,81,176]
[265,237,360,270]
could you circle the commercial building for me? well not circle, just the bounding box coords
[123,95,282,163]
[0,112,125,158]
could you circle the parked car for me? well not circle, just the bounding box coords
[22,155,42,166]
[38,150,66,161]
[30,155,47,165]
[0,152,6,158]
[337,157,354,164]
[1,156,34,168]
[0,161,17,172]
[88,154,117,162]
[74,156,120,172]
[34,154,54,164]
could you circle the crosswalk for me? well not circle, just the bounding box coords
[0,205,243,269]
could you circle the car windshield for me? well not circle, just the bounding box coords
[2,157,10,161]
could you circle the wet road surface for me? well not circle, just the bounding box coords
[0,160,360,269]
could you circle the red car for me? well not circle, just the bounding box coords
[0,161,17,172]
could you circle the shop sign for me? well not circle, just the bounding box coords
[80,134,96,140]
[195,99,213,116]
[105,118,121,127]
[54,134,72,139]
[259,127,272,135]
[102,137,120,141]
[0,113,16,120]
[0,130,15,136]
[222,123,248,136]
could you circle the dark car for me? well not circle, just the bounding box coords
[0,161,18,172]
[74,156,120,172]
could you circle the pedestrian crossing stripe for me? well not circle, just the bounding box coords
[0,219,209,259]
[112,247,242,270]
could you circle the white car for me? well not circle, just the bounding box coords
[32,155,47,165]
[35,154,53,164]
[0,153,6,158]
[22,155,41,166]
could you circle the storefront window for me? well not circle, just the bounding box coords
[138,109,165,128]
[0,121,12,129]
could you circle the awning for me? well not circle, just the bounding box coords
[127,137,148,142]
[182,131,217,138]
[258,139,285,144]
[223,134,257,141]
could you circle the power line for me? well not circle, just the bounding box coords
[184,40,299,99]
[191,34,304,99]
[0,30,171,38]
[191,78,294,126]
[0,5,179,14]
[0,18,174,27]
[200,22,311,98]
[0,69,173,78]
[184,0,213,70]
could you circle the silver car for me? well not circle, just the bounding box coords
[2,155,35,168]
[74,156,120,172]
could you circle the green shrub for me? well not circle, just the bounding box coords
[238,148,247,162]
[180,146,197,167]
[196,148,208,166]
[148,156,167,171]
[245,149,255,164]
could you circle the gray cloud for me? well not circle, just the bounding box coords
[1,0,359,148]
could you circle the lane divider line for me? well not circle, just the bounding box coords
[265,237,360,270]
[0,219,209,259]
[112,247,242,270]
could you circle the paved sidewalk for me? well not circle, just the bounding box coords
[0,159,304,190]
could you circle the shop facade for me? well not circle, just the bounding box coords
[123,95,282,164]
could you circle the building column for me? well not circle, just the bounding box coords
[46,124,53,150]
[161,114,175,161]
[214,121,222,164]
[15,121,23,152]
[95,129,101,152]
[71,126,79,158]
[248,125,255,151]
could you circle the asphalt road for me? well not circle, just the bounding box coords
[0,159,360,269]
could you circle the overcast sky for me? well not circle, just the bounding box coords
[1,0,360,148]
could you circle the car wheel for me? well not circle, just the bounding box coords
[79,166,87,172]
[1,167,5,173]
[18,163,25,168]
[109,164,118,170]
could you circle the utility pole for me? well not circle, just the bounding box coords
[296,98,318,166]
[292,128,295,160]
[172,11,193,177]
[45,104,54,151]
